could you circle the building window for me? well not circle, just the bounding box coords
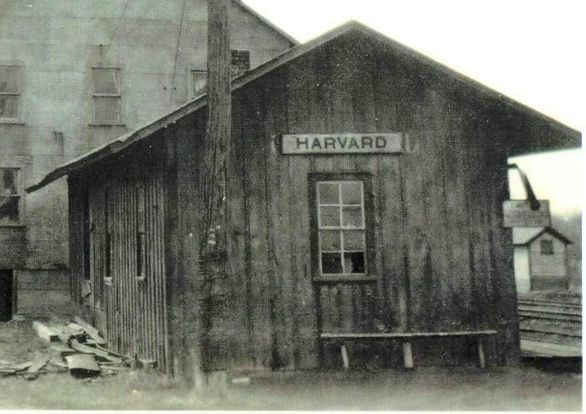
[190,69,208,98]
[231,50,250,77]
[104,188,113,280]
[314,179,370,277]
[136,185,146,278]
[92,68,122,125]
[540,239,554,255]
[0,65,20,121]
[0,168,20,225]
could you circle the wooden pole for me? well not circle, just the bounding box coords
[195,0,231,392]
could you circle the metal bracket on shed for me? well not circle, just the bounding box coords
[507,163,540,211]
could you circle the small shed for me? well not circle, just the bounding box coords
[513,227,572,292]
[28,22,580,379]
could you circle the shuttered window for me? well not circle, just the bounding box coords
[0,65,20,121]
[0,168,20,225]
[92,68,122,125]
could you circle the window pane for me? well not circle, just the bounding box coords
[343,231,365,251]
[344,252,365,273]
[94,96,122,124]
[231,50,250,77]
[342,206,363,227]
[341,182,362,204]
[93,68,120,94]
[0,196,19,223]
[191,70,207,96]
[319,206,340,227]
[318,183,338,204]
[0,95,18,119]
[320,230,341,251]
[1,169,17,195]
[322,253,342,274]
[0,66,19,93]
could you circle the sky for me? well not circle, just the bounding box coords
[244,0,584,217]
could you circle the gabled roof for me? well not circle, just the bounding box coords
[27,21,581,193]
[513,227,572,246]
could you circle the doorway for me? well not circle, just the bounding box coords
[0,270,13,321]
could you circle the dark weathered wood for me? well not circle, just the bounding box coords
[320,330,498,339]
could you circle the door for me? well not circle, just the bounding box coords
[0,270,13,321]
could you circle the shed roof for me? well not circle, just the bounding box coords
[513,227,572,246]
[27,21,581,193]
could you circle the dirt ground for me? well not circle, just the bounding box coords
[0,320,582,410]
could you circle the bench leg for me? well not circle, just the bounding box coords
[402,341,414,369]
[341,344,350,370]
[477,339,486,369]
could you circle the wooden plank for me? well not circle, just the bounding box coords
[32,321,59,343]
[70,340,123,364]
[74,316,106,345]
[320,330,498,339]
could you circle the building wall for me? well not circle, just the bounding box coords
[514,246,531,293]
[528,234,567,290]
[172,32,525,375]
[0,0,293,315]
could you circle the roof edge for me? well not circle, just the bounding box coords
[234,0,299,46]
[27,20,581,193]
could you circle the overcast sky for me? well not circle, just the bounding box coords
[244,0,584,217]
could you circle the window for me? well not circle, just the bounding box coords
[190,69,208,98]
[231,50,250,77]
[104,188,112,280]
[0,168,20,225]
[540,239,554,255]
[92,68,122,125]
[0,65,20,121]
[313,179,372,278]
[188,50,250,99]
[136,185,146,278]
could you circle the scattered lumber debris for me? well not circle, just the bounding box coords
[32,321,59,343]
[73,316,106,345]
[65,354,101,378]
[14,317,132,380]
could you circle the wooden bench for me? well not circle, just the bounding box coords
[320,330,498,370]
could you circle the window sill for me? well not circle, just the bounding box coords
[314,275,377,284]
[0,223,26,228]
[0,120,25,125]
[89,123,127,127]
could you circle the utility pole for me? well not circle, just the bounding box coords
[196,0,231,393]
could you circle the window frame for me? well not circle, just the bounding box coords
[90,67,124,126]
[0,167,23,227]
[104,187,113,285]
[0,64,22,123]
[309,173,376,282]
[230,49,251,77]
[189,68,208,99]
[540,239,554,256]
[135,184,147,280]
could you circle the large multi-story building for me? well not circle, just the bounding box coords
[0,0,295,319]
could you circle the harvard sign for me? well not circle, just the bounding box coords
[281,133,403,154]
[503,200,551,228]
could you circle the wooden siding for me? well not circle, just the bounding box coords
[69,30,529,376]
[69,138,169,371]
[172,32,521,372]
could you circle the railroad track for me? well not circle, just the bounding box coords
[517,297,582,346]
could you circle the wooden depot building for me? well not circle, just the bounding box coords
[28,22,580,379]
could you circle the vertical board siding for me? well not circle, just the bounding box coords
[78,142,168,371]
[69,31,522,375]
